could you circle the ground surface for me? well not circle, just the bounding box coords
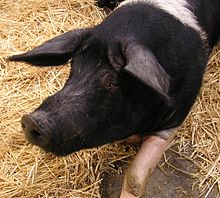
[101,149,219,198]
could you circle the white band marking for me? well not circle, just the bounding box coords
[118,0,207,41]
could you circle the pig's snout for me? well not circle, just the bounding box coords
[21,114,52,148]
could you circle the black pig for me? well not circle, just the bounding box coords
[9,0,220,197]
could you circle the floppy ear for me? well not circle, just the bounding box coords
[8,29,90,66]
[123,43,170,98]
[107,41,176,122]
[122,43,177,129]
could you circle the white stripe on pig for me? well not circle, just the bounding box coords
[119,0,207,41]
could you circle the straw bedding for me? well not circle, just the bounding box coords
[0,0,219,197]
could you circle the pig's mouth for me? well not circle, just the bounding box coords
[43,138,83,156]
[21,110,141,156]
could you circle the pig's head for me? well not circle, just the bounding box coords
[9,28,175,156]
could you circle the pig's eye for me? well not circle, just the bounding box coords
[100,73,119,90]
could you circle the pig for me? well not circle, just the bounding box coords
[9,0,220,197]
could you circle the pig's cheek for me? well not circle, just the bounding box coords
[120,130,177,198]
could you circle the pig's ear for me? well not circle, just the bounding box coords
[108,42,170,98]
[122,43,170,99]
[121,43,177,127]
[8,29,90,66]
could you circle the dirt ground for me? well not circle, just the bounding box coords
[101,148,219,198]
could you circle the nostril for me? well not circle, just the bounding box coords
[21,114,42,139]
[30,129,42,139]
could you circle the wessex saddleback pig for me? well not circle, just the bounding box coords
[9,0,220,197]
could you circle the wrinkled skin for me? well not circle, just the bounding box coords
[22,39,172,156]
[14,26,174,156]
[11,9,183,156]
[29,45,149,156]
